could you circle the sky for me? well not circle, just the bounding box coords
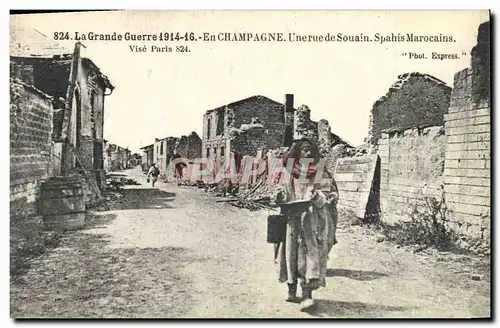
[10,10,489,153]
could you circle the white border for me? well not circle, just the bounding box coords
[3,1,498,327]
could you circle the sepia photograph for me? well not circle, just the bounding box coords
[9,9,491,319]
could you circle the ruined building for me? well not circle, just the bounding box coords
[327,21,490,249]
[367,21,490,242]
[140,143,154,172]
[10,34,114,224]
[367,73,452,147]
[11,42,114,188]
[202,95,286,162]
[201,94,352,169]
[10,79,54,217]
[442,21,491,239]
[105,143,131,171]
[152,132,202,174]
[154,136,178,174]
[103,139,110,172]
[174,132,203,161]
[130,153,142,167]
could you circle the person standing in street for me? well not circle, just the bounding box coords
[273,137,339,312]
[147,163,160,187]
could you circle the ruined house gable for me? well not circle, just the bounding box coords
[204,95,285,131]
[10,55,114,143]
[203,95,286,149]
[173,132,202,159]
[470,21,490,106]
[81,58,114,92]
[228,95,284,123]
[204,95,283,116]
[368,72,452,145]
[10,56,72,98]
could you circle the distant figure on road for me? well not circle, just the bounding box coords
[273,137,339,312]
[172,154,187,185]
[147,163,160,187]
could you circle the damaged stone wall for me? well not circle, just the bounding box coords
[368,72,452,147]
[318,119,332,151]
[317,118,355,174]
[334,155,379,220]
[174,132,202,160]
[378,126,446,223]
[230,120,268,157]
[294,105,319,141]
[10,79,53,218]
[202,96,286,160]
[231,96,285,151]
[154,138,169,174]
[152,135,198,174]
[165,137,178,164]
[202,108,228,160]
[10,56,71,99]
[443,21,490,239]
[323,144,354,175]
[11,51,113,183]
[108,144,130,171]
[72,58,107,171]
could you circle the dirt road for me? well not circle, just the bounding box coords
[10,168,490,318]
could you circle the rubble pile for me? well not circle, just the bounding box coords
[322,143,353,173]
[321,142,374,173]
[102,190,124,202]
[177,180,202,188]
[224,195,275,211]
[226,147,288,211]
[105,176,141,191]
[204,179,239,197]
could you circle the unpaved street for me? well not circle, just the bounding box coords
[11,168,490,318]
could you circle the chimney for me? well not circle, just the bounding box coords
[283,94,295,147]
[285,94,294,113]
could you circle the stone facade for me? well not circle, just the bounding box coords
[293,104,353,165]
[202,95,286,162]
[140,144,154,172]
[10,79,53,218]
[106,144,131,171]
[174,132,202,161]
[442,21,490,239]
[372,21,491,241]
[378,126,446,223]
[10,43,114,184]
[129,153,142,167]
[318,119,332,149]
[103,140,111,172]
[293,105,319,141]
[334,155,379,220]
[150,132,202,175]
[368,72,452,147]
[154,137,177,174]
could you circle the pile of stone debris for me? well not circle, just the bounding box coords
[222,147,289,211]
[105,177,141,191]
[177,180,205,188]
[102,190,124,202]
[222,143,372,211]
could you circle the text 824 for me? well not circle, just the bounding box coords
[53,32,71,40]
